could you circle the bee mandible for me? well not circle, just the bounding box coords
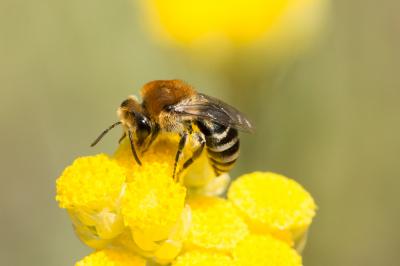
[91,80,253,180]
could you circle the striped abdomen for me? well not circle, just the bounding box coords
[196,120,240,176]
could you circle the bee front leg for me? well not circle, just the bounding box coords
[173,132,188,181]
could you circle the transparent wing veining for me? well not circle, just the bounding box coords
[171,93,253,132]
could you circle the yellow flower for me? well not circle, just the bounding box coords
[121,176,186,241]
[56,154,126,210]
[114,136,193,264]
[56,154,126,247]
[234,234,302,266]
[145,0,292,45]
[228,172,316,246]
[115,137,187,240]
[119,161,190,263]
[185,196,248,252]
[141,0,328,59]
[75,248,146,266]
[56,131,317,265]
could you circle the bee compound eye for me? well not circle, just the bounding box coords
[138,117,148,126]
[136,116,151,137]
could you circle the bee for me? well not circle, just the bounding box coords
[91,80,253,180]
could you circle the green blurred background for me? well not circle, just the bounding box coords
[1,0,399,265]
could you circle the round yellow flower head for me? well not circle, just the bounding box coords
[56,154,126,246]
[120,160,187,239]
[75,248,146,266]
[234,234,302,266]
[172,250,234,266]
[228,172,316,245]
[56,154,126,210]
[185,196,248,251]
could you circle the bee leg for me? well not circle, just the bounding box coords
[141,124,160,154]
[118,132,126,143]
[177,133,205,177]
[173,132,188,181]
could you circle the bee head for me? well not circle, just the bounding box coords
[116,96,154,166]
[118,96,152,146]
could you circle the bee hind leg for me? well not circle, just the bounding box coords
[177,133,205,177]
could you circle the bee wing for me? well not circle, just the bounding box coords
[171,93,254,132]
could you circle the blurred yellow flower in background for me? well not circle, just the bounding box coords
[142,0,328,61]
[145,0,291,45]
[56,134,316,265]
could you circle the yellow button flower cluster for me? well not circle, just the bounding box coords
[56,135,316,265]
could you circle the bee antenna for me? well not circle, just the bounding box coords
[128,130,142,166]
[90,121,122,147]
